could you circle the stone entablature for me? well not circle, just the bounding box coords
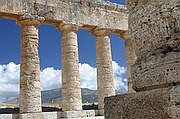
[0,0,128,31]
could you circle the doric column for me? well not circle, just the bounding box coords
[57,23,82,111]
[91,29,115,111]
[17,19,42,113]
[120,31,136,93]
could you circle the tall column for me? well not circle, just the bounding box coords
[57,24,82,111]
[120,31,136,93]
[91,29,115,111]
[17,19,42,113]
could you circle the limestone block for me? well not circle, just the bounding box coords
[105,85,180,119]
[19,113,45,119]
[127,0,180,91]
[98,110,104,116]
[18,112,62,119]
[0,114,13,119]
[132,52,180,91]
[63,111,82,118]
[82,110,95,117]
[127,0,180,61]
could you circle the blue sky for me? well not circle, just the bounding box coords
[0,0,127,102]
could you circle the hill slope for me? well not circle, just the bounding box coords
[7,88,122,104]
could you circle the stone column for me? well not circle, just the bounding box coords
[57,24,82,111]
[91,29,115,112]
[120,31,136,93]
[17,19,42,113]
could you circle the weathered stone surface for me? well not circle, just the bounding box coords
[105,1,180,119]
[0,0,128,31]
[0,114,15,119]
[105,86,180,119]
[91,29,115,110]
[128,0,180,61]
[0,0,126,118]
[0,112,104,119]
[62,110,95,118]
[17,19,42,113]
[132,52,180,91]
[19,112,61,119]
[82,110,96,118]
[127,0,180,91]
[57,23,82,111]
[19,113,45,119]
[63,111,82,118]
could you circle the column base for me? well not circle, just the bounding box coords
[105,85,180,119]
[0,111,102,119]
[62,110,95,118]
[19,112,46,119]
[18,112,62,119]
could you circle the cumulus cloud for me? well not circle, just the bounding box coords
[112,61,127,91]
[0,62,20,102]
[0,61,127,102]
[40,67,61,91]
[79,61,127,91]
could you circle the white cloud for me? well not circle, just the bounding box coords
[80,63,97,90]
[40,67,61,91]
[79,61,127,91]
[0,62,20,102]
[0,61,127,102]
[112,61,127,91]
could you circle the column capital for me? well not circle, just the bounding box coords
[90,28,112,36]
[57,23,79,32]
[17,18,41,27]
[119,31,131,40]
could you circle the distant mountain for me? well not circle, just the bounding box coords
[7,88,123,104]
[41,88,98,104]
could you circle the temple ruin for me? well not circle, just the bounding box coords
[0,0,179,119]
[0,0,128,119]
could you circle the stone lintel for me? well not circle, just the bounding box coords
[105,85,180,119]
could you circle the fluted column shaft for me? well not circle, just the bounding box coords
[120,32,136,93]
[57,24,82,111]
[17,19,42,113]
[92,29,115,110]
